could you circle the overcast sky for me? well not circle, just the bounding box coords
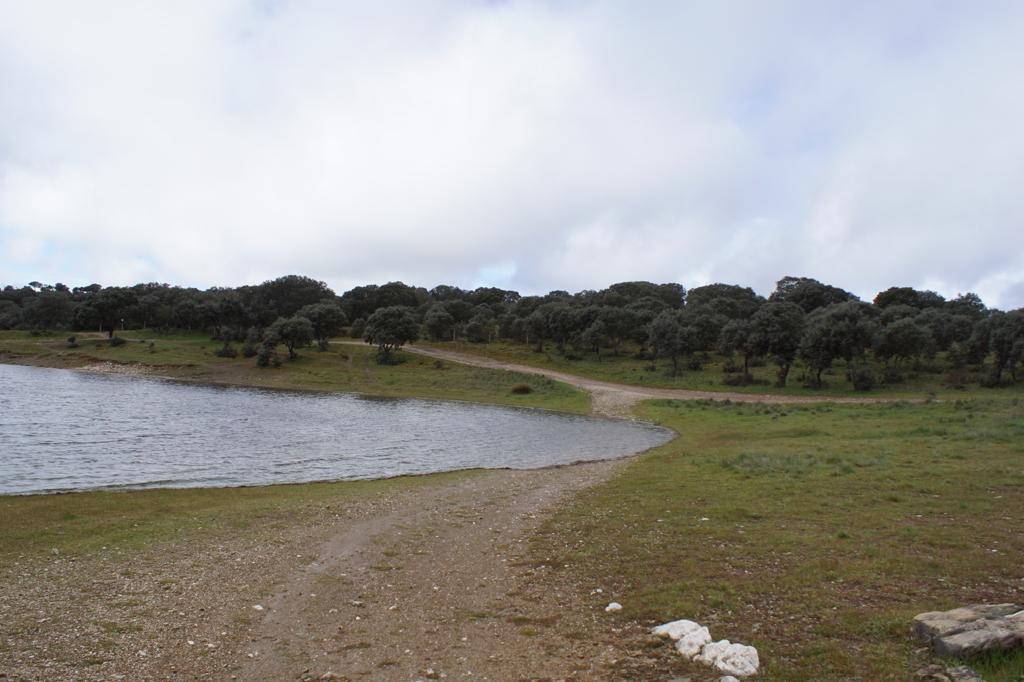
[1,1,1022,307]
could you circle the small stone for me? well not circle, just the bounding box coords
[252,604,264,611]
[605,602,622,612]
[425,668,440,679]
[319,673,340,681]
[947,665,984,682]
[720,677,741,682]
[51,548,60,556]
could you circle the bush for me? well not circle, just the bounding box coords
[979,372,1003,388]
[881,366,905,384]
[256,343,278,368]
[349,318,366,339]
[723,374,768,387]
[510,384,533,394]
[721,358,742,373]
[214,342,238,358]
[944,370,970,390]
[110,336,127,347]
[849,367,876,391]
[687,354,707,371]
[433,359,446,370]
[242,341,258,358]
[66,336,78,348]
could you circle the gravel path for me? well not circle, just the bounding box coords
[337,341,891,416]
[1,462,637,681]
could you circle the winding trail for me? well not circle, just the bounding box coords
[338,341,891,416]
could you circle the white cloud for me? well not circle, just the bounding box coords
[1,1,1022,308]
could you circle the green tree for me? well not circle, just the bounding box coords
[873,318,934,366]
[718,318,755,378]
[769,276,857,313]
[364,306,420,364]
[797,313,835,387]
[750,302,805,387]
[266,315,314,359]
[987,310,1024,384]
[647,310,688,376]
[575,318,609,358]
[424,305,456,341]
[297,302,347,351]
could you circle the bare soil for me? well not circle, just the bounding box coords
[2,461,684,682]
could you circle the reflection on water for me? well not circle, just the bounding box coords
[0,364,672,494]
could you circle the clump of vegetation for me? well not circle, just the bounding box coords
[510,383,533,394]
[109,336,127,347]
[66,335,78,348]
[849,366,876,391]
[214,342,237,358]
[364,306,419,364]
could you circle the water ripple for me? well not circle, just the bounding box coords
[0,364,672,495]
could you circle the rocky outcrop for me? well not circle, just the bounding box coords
[913,603,1024,657]
[652,619,759,677]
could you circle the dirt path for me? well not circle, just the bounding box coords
[2,462,647,682]
[337,341,888,416]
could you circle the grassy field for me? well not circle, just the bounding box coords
[0,330,590,413]
[0,470,475,560]
[424,340,1024,400]
[530,396,1024,680]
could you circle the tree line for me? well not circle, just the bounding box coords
[2,275,1022,389]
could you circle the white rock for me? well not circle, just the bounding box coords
[720,677,741,682]
[695,640,759,678]
[605,602,622,612]
[652,619,703,640]
[252,604,264,611]
[675,626,712,658]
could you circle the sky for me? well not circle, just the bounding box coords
[1,1,1022,308]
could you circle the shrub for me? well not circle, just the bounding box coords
[256,343,278,368]
[510,384,533,394]
[214,342,238,358]
[723,374,768,387]
[66,336,78,348]
[242,342,258,358]
[110,336,127,347]
[881,366,905,384]
[944,370,969,390]
[979,372,1003,388]
[349,318,366,339]
[433,359,446,370]
[849,367,876,391]
[721,358,742,373]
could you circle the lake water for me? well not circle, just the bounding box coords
[0,364,672,495]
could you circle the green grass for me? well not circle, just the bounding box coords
[424,340,1024,400]
[0,331,590,413]
[531,397,1024,681]
[0,470,475,559]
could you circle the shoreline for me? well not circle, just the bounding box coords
[0,358,676,498]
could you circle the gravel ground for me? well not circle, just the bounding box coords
[1,460,693,681]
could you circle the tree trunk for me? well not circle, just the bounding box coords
[777,362,791,387]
